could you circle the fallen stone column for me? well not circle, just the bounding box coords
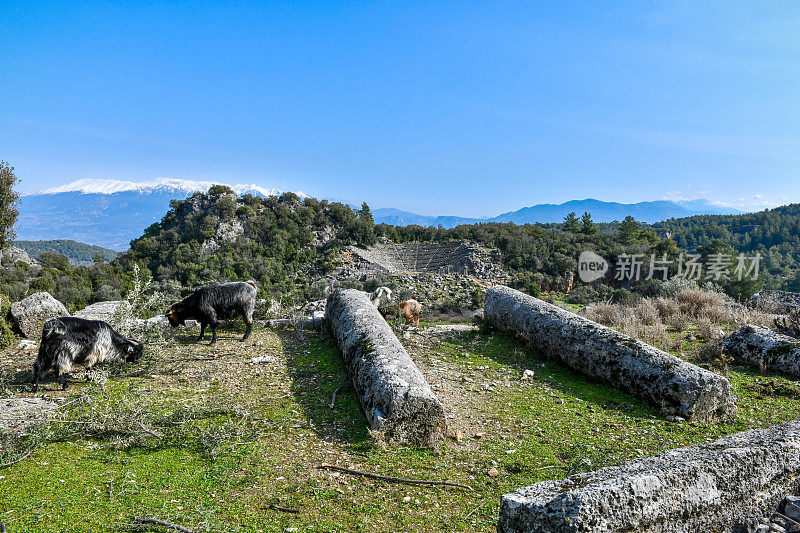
[498,420,800,533]
[722,325,800,376]
[325,288,447,447]
[484,285,736,422]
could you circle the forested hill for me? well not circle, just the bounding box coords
[14,240,118,264]
[653,204,800,289]
[4,186,800,312]
[655,204,800,251]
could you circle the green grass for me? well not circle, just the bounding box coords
[2,324,800,532]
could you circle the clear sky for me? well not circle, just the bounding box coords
[2,1,799,216]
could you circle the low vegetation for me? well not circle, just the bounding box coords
[2,304,800,531]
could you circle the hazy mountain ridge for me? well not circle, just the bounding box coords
[18,178,742,249]
[373,199,740,228]
[14,240,118,265]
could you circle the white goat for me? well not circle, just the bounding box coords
[369,286,393,308]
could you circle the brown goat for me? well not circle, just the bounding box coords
[399,299,422,327]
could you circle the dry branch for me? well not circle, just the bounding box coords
[315,463,472,491]
[133,516,196,533]
[0,445,36,469]
[266,503,300,514]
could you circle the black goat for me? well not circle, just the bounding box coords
[166,280,257,344]
[32,317,144,391]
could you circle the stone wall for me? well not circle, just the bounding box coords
[484,285,737,422]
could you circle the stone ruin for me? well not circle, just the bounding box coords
[325,288,447,447]
[498,420,800,533]
[484,285,737,423]
[748,290,800,315]
[721,325,800,377]
[337,240,505,280]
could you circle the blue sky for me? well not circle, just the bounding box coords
[1,1,799,216]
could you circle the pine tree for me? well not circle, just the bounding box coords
[618,215,640,244]
[0,161,20,268]
[563,212,579,232]
[581,212,597,235]
[357,202,374,224]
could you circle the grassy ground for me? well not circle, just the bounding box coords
[1,321,800,532]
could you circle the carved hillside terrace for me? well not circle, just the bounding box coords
[324,288,447,447]
[339,240,505,280]
[498,420,800,533]
[484,285,737,422]
[721,324,800,377]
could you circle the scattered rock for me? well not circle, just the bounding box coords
[17,339,38,350]
[0,398,59,435]
[73,300,132,322]
[487,467,500,477]
[9,292,69,338]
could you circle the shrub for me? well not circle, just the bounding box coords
[659,277,699,297]
[0,294,16,348]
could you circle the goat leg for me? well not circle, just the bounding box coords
[242,317,253,341]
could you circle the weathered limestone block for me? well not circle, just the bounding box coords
[722,325,800,376]
[748,290,800,315]
[498,420,800,533]
[484,286,736,422]
[10,292,69,338]
[74,300,132,322]
[325,288,446,446]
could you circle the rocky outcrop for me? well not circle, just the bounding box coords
[73,300,132,323]
[1,246,39,267]
[325,288,447,447]
[498,420,800,533]
[748,290,800,315]
[721,325,800,377]
[340,241,505,280]
[484,285,736,422]
[10,292,69,338]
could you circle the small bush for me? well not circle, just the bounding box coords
[0,294,17,348]
[636,298,660,326]
[660,277,699,297]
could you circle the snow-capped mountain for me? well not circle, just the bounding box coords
[29,178,292,198]
[17,178,744,252]
[18,178,303,250]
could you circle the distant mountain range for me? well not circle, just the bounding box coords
[17,178,742,250]
[373,199,740,227]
